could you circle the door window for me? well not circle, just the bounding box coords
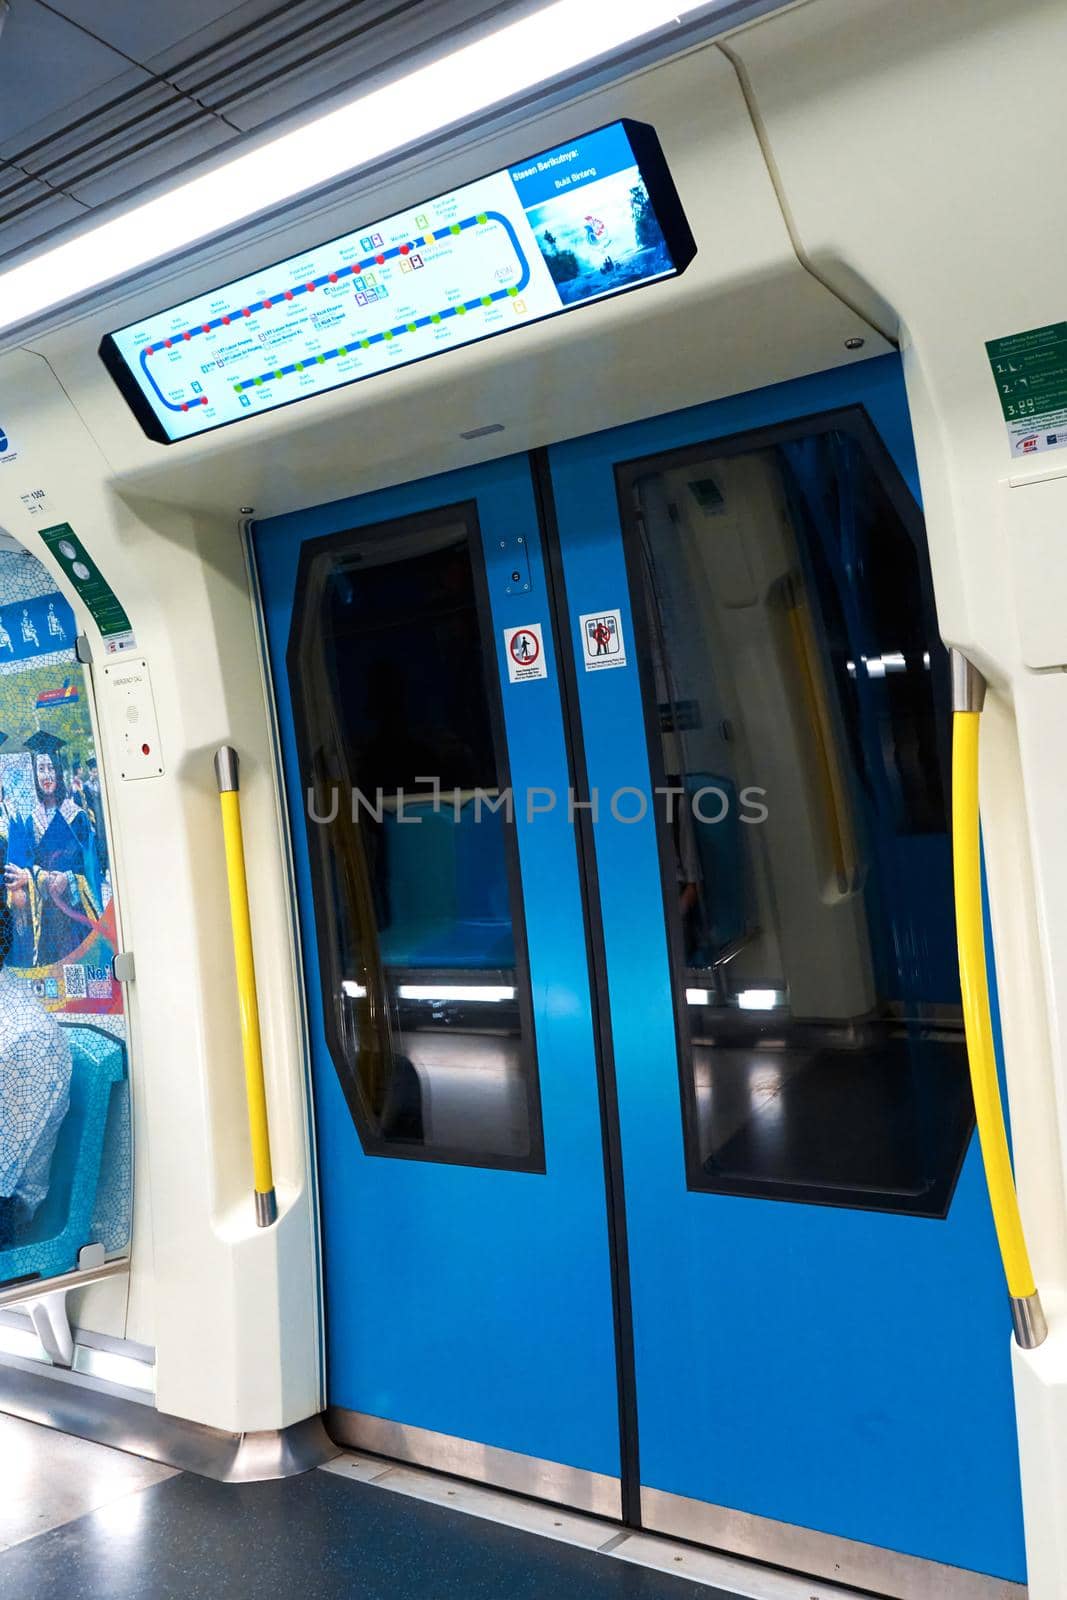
[287,504,543,1168]
[620,412,970,1214]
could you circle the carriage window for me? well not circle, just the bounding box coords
[287,504,542,1169]
[622,416,971,1215]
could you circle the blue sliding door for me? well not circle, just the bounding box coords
[255,353,1025,1589]
[254,455,623,1505]
[549,353,1025,1584]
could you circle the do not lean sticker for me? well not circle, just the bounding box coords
[504,622,547,683]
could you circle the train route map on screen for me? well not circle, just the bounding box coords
[106,123,683,441]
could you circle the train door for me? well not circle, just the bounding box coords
[253,456,626,1512]
[548,352,1026,1594]
[256,351,1025,1595]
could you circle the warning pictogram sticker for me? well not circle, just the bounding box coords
[504,622,547,683]
[579,608,627,671]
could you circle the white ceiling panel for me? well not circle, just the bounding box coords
[61,113,237,210]
[0,171,89,254]
[44,0,281,62]
[0,0,518,265]
[175,0,509,131]
[0,0,145,148]
[0,0,760,278]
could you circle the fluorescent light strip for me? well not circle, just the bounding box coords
[688,986,785,1010]
[736,988,785,1011]
[0,0,705,334]
[398,985,516,1003]
[343,980,516,1002]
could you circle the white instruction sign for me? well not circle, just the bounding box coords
[504,622,547,683]
[580,609,627,671]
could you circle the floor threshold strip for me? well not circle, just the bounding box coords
[320,1452,877,1600]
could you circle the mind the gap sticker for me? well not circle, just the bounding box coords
[504,622,547,682]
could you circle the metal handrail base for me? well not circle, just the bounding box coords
[0,1257,129,1310]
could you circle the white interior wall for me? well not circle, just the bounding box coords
[0,353,321,1430]
[727,3,1067,1594]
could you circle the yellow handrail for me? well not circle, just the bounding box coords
[215,746,277,1228]
[950,653,1045,1347]
[785,586,856,890]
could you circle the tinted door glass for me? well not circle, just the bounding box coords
[287,503,542,1169]
[620,413,969,1214]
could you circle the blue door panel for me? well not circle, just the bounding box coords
[255,354,1025,1582]
[549,354,1025,1579]
[255,454,621,1474]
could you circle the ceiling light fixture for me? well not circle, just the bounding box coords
[0,0,710,335]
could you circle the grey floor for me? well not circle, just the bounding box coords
[0,1413,176,1553]
[0,1415,723,1600]
[0,1414,869,1600]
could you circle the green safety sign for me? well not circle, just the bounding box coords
[39,523,136,652]
[985,322,1067,459]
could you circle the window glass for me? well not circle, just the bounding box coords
[623,416,969,1214]
[288,506,542,1168]
[0,535,130,1282]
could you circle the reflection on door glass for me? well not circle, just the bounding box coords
[0,537,130,1283]
[623,415,970,1215]
[288,505,542,1169]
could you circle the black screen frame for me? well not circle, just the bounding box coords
[99,117,697,446]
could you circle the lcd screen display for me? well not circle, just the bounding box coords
[99,120,695,444]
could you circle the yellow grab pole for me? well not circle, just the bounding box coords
[214,745,277,1228]
[950,652,1045,1347]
